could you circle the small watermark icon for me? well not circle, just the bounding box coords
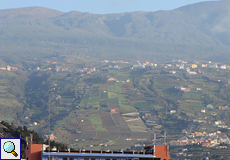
[0,138,21,160]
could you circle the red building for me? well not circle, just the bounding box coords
[26,144,170,160]
[26,144,42,160]
[111,109,116,113]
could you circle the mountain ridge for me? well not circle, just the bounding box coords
[0,1,230,62]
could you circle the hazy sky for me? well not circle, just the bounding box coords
[0,0,218,14]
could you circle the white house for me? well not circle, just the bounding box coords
[201,109,206,113]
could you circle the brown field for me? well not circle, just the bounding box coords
[100,111,115,126]
[100,82,114,90]
[108,104,120,109]
[108,81,115,86]
[100,84,110,90]
[111,112,126,126]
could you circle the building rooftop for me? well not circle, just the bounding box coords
[26,144,170,160]
[42,150,156,158]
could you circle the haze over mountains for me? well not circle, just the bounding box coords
[0,0,230,62]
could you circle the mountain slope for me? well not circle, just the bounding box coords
[0,1,230,62]
[48,0,230,46]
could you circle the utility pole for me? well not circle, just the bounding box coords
[164,131,167,145]
[48,93,51,160]
[49,102,51,159]
[154,133,156,143]
[26,136,28,146]
[30,133,33,144]
[166,107,167,118]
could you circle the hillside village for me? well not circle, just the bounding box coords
[1,57,230,159]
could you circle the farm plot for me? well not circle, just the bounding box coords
[88,115,107,131]
[99,99,108,105]
[108,92,117,98]
[116,74,130,81]
[95,131,115,140]
[0,98,22,107]
[134,101,152,110]
[0,86,8,93]
[110,112,126,126]
[108,82,136,113]
[178,101,205,118]
[100,84,110,90]
[88,89,100,107]
[88,96,99,107]
[108,83,123,93]
[183,92,203,100]
[92,84,100,89]
[108,104,120,109]
[79,96,88,108]
[100,91,108,99]
[100,112,126,146]
[131,132,151,140]
[100,112,115,126]
[108,98,119,104]
[119,96,136,112]
[110,112,132,135]
[126,118,148,132]
[90,89,99,95]
[100,82,114,90]
[75,113,97,146]
[122,112,139,121]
